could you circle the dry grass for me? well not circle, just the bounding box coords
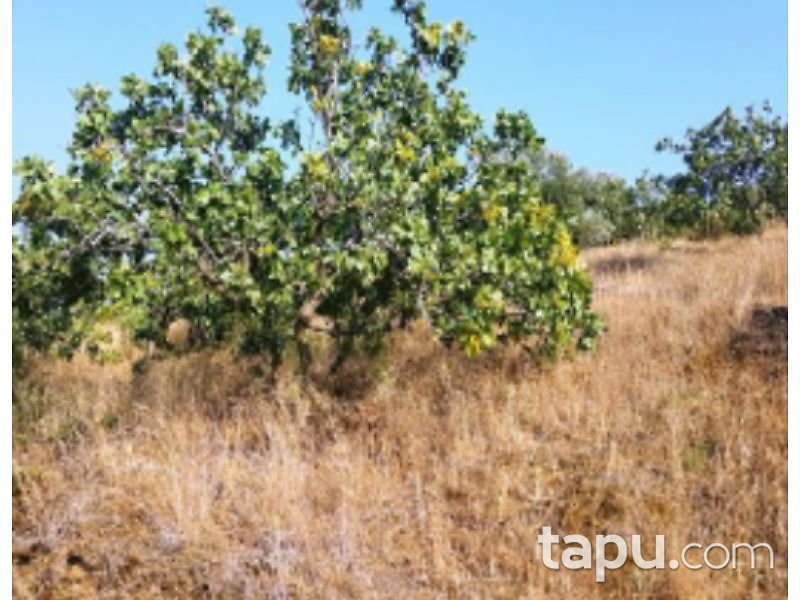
[13,226,787,598]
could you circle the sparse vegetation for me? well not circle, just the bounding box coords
[13,226,787,597]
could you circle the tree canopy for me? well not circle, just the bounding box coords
[12,2,603,371]
[654,102,787,236]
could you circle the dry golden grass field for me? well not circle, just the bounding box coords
[12,226,787,598]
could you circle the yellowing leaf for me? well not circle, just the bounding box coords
[422,24,441,47]
[304,152,330,181]
[394,141,415,166]
[482,202,501,224]
[449,190,470,205]
[88,141,114,164]
[421,166,441,185]
[525,203,555,225]
[464,334,481,358]
[257,243,276,258]
[319,34,340,55]
[552,228,578,267]
[353,61,371,77]
[442,156,461,173]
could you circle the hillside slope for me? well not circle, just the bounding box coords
[13,227,787,598]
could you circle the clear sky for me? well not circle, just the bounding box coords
[12,0,788,185]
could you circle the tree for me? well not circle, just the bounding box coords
[655,102,788,235]
[531,151,640,246]
[12,2,603,373]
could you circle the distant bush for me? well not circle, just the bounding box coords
[574,208,616,247]
[653,102,787,237]
[529,103,787,247]
[529,151,641,247]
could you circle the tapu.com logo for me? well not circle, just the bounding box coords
[537,527,774,583]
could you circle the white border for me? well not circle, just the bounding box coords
[2,0,12,593]
[788,0,798,593]
[2,0,12,594]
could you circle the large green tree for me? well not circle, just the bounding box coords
[13,2,603,372]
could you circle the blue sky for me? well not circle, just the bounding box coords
[13,0,787,185]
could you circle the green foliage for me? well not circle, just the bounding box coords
[530,151,641,246]
[12,2,603,371]
[654,102,787,236]
[525,103,787,247]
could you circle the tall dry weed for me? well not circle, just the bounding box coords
[13,227,787,598]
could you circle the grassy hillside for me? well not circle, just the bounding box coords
[13,227,787,598]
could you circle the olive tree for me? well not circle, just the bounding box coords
[531,151,641,246]
[12,2,603,372]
